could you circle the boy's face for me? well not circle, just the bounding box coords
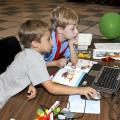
[62,24,78,40]
[36,31,52,53]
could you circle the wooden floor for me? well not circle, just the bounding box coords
[0,86,120,120]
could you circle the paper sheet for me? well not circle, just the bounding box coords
[68,95,100,114]
[94,43,120,50]
[77,33,92,45]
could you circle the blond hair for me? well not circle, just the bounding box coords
[18,20,50,48]
[50,6,78,31]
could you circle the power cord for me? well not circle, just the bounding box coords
[72,100,86,120]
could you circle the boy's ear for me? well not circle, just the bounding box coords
[31,41,39,48]
[57,27,64,34]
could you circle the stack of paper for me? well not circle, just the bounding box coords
[94,43,120,50]
[93,43,120,60]
[68,95,100,114]
[76,33,92,50]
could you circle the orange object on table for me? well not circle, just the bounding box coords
[36,113,51,120]
[102,56,115,62]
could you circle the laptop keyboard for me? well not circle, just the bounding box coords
[92,66,120,93]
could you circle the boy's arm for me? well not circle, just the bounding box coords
[46,58,69,68]
[27,84,37,99]
[41,80,97,99]
[68,40,78,65]
[46,60,57,67]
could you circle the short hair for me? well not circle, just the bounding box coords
[50,6,78,31]
[18,20,50,48]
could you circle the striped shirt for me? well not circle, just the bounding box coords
[44,31,70,61]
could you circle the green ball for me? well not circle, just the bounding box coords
[99,12,120,39]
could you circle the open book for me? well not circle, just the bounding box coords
[52,59,97,86]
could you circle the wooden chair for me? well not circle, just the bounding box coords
[0,36,22,74]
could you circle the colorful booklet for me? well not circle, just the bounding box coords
[93,49,120,60]
[65,59,97,73]
[52,59,97,87]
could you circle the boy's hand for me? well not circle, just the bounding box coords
[68,39,77,45]
[56,58,69,68]
[80,87,97,100]
[27,84,37,99]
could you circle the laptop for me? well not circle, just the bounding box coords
[78,64,120,94]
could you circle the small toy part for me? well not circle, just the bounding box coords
[37,108,45,117]
[53,107,61,114]
[102,56,115,62]
[78,51,91,59]
[57,114,66,119]
[35,101,60,120]
[36,113,51,120]
[59,108,75,119]
[47,101,60,114]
